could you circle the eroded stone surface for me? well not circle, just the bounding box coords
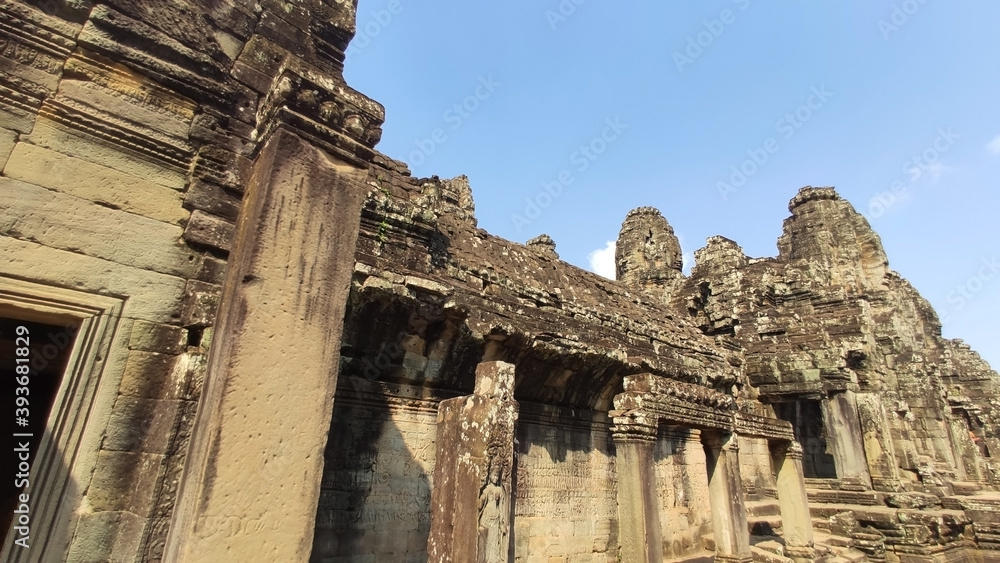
[1,1,998,562]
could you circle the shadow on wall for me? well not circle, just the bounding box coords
[310,376,434,562]
[654,427,714,559]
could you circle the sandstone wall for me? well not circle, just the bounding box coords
[738,434,779,498]
[654,428,714,558]
[513,413,618,563]
[312,379,437,563]
[0,0,380,559]
[0,5,226,559]
[4,0,999,561]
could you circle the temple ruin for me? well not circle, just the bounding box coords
[1,1,999,562]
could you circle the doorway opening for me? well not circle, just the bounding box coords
[1,316,77,535]
[773,399,837,479]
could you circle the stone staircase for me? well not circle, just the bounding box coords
[681,479,1000,562]
[802,478,995,562]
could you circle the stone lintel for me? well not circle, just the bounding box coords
[734,410,795,441]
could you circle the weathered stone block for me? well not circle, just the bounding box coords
[65,511,125,562]
[184,178,242,221]
[0,235,187,322]
[103,396,182,454]
[0,177,199,278]
[4,142,188,224]
[182,209,235,252]
[86,450,162,515]
[179,280,221,328]
[128,319,186,355]
[118,350,180,399]
[26,116,189,189]
[0,127,17,168]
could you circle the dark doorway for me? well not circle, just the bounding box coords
[1,316,77,536]
[774,399,837,479]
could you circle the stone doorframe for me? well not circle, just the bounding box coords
[0,276,125,563]
[610,374,815,563]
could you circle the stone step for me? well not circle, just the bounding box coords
[751,545,793,563]
[812,516,831,532]
[940,496,965,510]
[950,480,985,496]
[751,538,786,556]
[820,554,864,563]
[804,478,837,490]
[664,549,715,563]
[746,499,783,518]
[807,488,882,506]
[813,530,852,548]
[834,548,868,562]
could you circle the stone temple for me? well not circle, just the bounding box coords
[0,1,998,562]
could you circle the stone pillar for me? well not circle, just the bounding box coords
[772,441,815,562]
[947,416,985,483]
[824,391,873,488]
[854,392,903,491]
[611,413,662,563]
[703,431,752,563]
[162,127,369,562]
[428,361,519,563]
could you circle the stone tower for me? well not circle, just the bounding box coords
[615,206,685,299]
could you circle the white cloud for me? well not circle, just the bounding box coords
[676,233,694,274]
[588,241,617,279]
[988,134,1000,154]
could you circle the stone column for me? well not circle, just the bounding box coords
[947,416,985,483]
[854,392,903,491]
[772,441,815,562]
[428,361,519,563]
[824,391,873,488]
[611,412,663,563]
[703,431,752,563]
[162,127,369,562]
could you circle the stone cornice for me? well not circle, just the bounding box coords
[253,68,384,167]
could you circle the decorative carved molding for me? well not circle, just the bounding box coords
[37,96,193,169]
[611,373,794,442]
[734,410,795,442]
[253,69,384,167]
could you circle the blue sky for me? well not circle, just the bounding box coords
[345,0,1000,370]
